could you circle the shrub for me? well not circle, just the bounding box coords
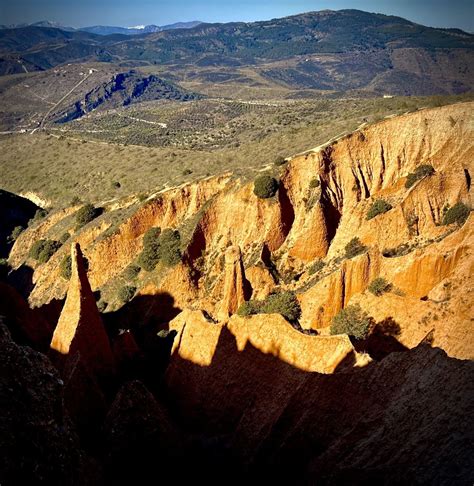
[59,255,72,280]
[9,225,24,242]
[29,239,48,260]
[274,156,287,166]
[138,245,161,271]
[124,264,141,280]
[253,175,279,199]
[344,237,367,259]
[159,229,182,266]
[262,291,301,323]
[330,304,372,340]
[442,202,470,226]
[97,300,107,312]
[143,227,161,248]
[29,208,48,225]
[182,168,193,175]
[237,300,262,317]
[0,258,10,280]
[308,260,325,275]
[111,181,121,189]
[368,277,391,296]
[59,232,70,244]
[75,204,102,228]
[309,178,321,188]
[366,199,393,220]
[405,164,435,188]
[118,285,136,303]
[37,240,61,264]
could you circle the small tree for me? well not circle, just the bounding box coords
[330,304,372,340]
[274,156,287,167]
[405,164,435,189]
[75,204,102,228]
[366,199,393,220]
[159,229,182,267]
[237,300,262,317]
[345,237,367,259]
[59,232,70,244]
[143,227,161,248]
[118,285,136,303]
[309,178,320,188]
[262,291,301,324]
[308,260,325,275]
[59,255,72,280]
[442,202,470,226]
[253,175,279,199]
[37,240,61,264]
[124,264,141,280]
[368,277,391,296]
[9,226,24,242]
[29,240,48,260]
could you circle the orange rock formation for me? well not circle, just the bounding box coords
[50,243,115,376]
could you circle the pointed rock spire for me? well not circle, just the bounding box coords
[217,245,251,321]
[50,243,114,377]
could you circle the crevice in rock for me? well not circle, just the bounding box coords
[277,182,295,243]
[464,168,471,191]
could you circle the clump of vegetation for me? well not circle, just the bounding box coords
[159,229,182,266]
[59,232,70,244]
[237,291,301,324]
[366,199,393,220]
[138,227,181,271]
[59,255,72,280]
[37,240,61,264]
[344,237,367,259]
[368,277,391,296]
[29,208,48,226]
[118,285,136,303]
[111,181,121,189]
[29,240,48,260]
[97,300,107,313]
[442,202,470,226]
[237,300,262,317]
[308,260,325,275]
[75,203,102,228]
[309,177,320,188]
[274,156,287,166]
[9,225,24,242]
[182,168,193,175]
[405,164,435,188]
[253,175,279,199]
[382,243,413,258]
[263,291,301,323]
[0,258,10,280]
[123,264,141,280]
[330,304,372,340]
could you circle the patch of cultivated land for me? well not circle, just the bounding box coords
[0,93,473,207]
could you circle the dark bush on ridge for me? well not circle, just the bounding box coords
[366,199,392,220]
[442,202,470,226]
[344,237,367,259]
[330,304,372,339]
[254,175,279,199]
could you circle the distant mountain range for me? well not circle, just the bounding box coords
[0,20,203,35]
[0,10,472,95]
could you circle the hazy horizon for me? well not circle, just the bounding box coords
[1,1,473,32]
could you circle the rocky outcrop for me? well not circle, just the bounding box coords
[50,243,115,378]
[163,315,474,484]
[0,322,90,485]
[216,245,251,321]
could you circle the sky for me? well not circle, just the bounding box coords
[1,0,473,32]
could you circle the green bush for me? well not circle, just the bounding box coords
[124,264,141,280]
[29,239,48,260]
[309,177,320,188]
[37,240,61,264]
[237,300,262,317]
[344,237,367,259]
[111,181,121,189]
[366,199,393,220]
[29,208,47,226]
[442,202,470,226]
[308,260,325,275]
[59,232,70,244]
[9,225,24,242]
[330,304,372,340]
[182,168,193,175]
[253,175,279,199]
[75,204,102,228]
[159,229,182,266]
[138,227,181,270]
[274,156,287,166]
[59,255,72,280]
[143,227,161,248]
[405,164,435,188]
[118,285,136,303]
[262,291,301,323]
[368,277,391,296]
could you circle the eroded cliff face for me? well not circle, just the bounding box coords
[9,102,474,360]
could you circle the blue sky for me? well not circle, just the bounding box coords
[1,0,473,31]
